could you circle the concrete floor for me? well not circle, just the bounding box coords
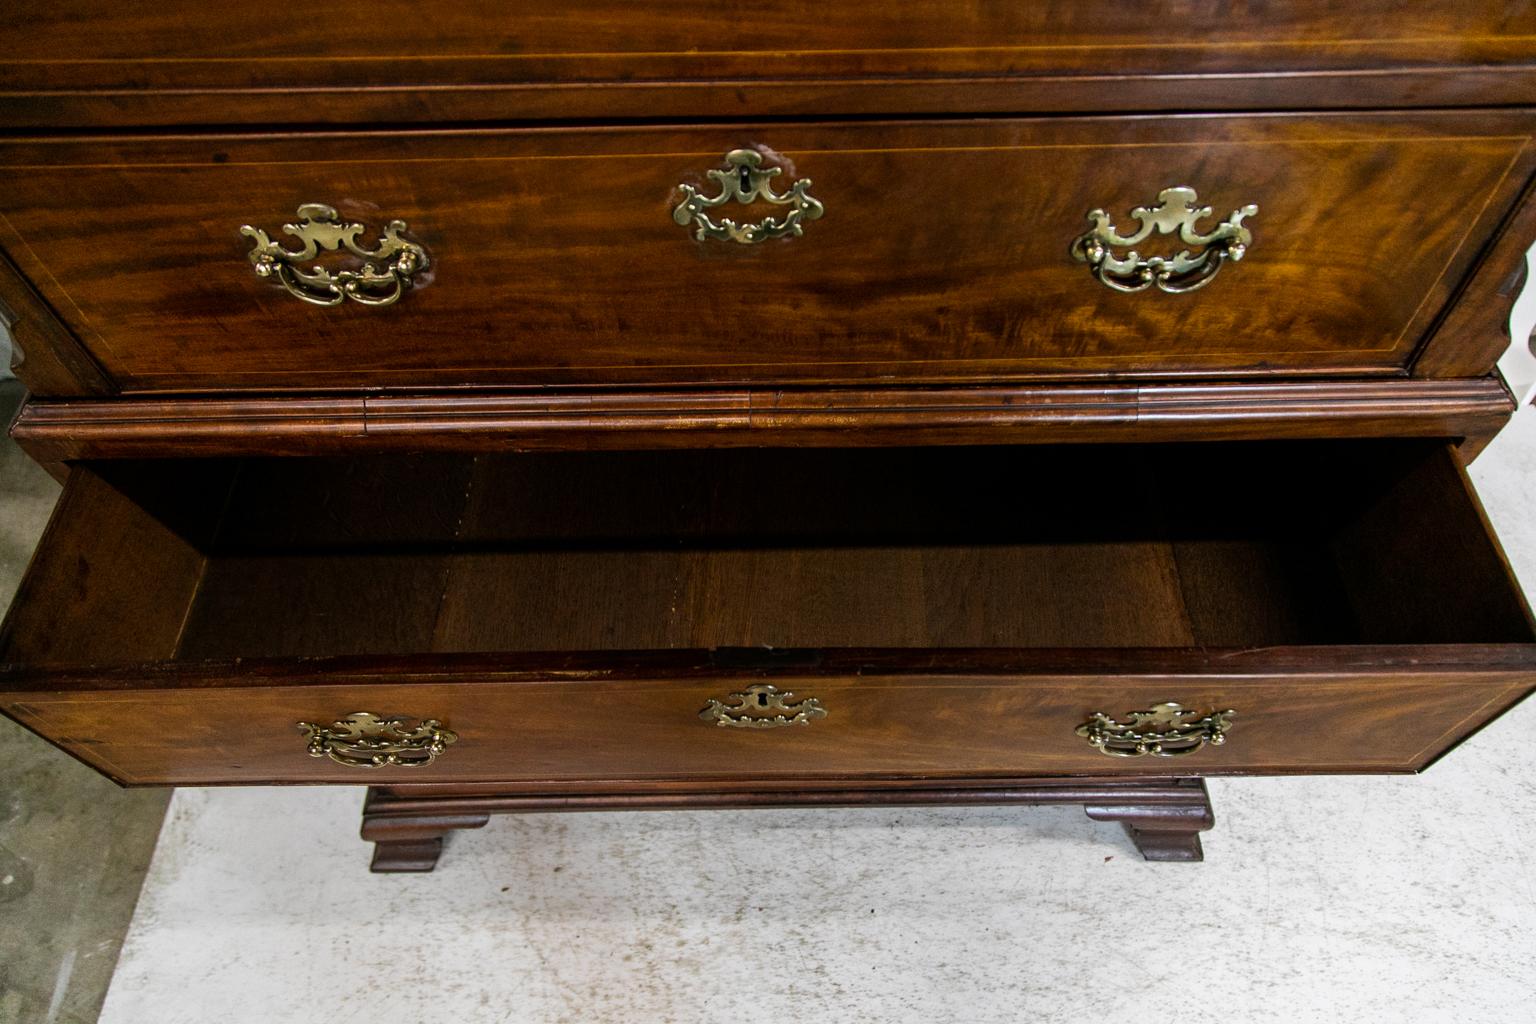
[0,382,170,1024]
[85,408,1536,1024]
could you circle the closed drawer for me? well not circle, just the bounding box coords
[1,112,1531,393]
[4,2,1532,126]
[1,441,1533,786]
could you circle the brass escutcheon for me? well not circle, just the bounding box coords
[699,684,828,728]
[673,149,824,244]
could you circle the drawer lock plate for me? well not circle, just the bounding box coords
[673,149,824,244]
[699,683,828,728]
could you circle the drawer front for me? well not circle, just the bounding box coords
[1,112,1530,392]
[4,3,1532,127]
[4,662,1529,786]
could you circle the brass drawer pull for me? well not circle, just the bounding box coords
[297,712,457,768]
[241,203,430,307]
[700,684,828,728]
[1070,187,1256,294]
[1076,702,1235,758]
[673,149,824,244]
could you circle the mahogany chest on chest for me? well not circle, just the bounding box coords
[2,2,1535,869]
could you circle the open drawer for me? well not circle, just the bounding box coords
[1,441,1533,787]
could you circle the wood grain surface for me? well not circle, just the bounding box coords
[6,379,1520,462]
[0,113,1529,393]
[1,440,1532,786]
[2,1,1533,125]
[5,658,1531,785]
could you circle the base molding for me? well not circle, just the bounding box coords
[360,777,1216,873]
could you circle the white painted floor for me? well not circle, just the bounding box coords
[100,412,1536,1024]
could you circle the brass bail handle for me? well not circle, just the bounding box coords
[241,203,430,307]
[1075,702,1235,758]
[297,712,457,768]
[673,149,824,244]
[1071,187,1257,294]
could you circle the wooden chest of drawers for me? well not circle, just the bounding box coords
[2,2,1535,869]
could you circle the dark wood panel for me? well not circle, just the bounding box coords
[0,114,1528,392]
[2,1,1533,125]
[8,379,1517,462]
[1416,173,1536,378]
[430,447,1199,651]
[175,455,478,659]
[0,463,230,665]
[360,778,1218,869]
[1332,445,1536,643]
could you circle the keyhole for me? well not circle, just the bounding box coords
[740,165,754,193]
[756,692,768,707]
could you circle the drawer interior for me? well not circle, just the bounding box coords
[2,440,1532,668]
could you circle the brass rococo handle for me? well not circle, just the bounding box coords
[699,683,828,728]
[297,712,457,768]
[1075,702,1235,758]
[1070,187,1256,294]
[673,149,824,244]
[241,203,430,307]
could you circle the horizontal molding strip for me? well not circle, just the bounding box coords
[7,378,1516,462]
[5,68,1536,132]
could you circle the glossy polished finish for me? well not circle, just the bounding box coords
[7,378,1521,462]
[2,1,1534,126]
[0,113,1529,392]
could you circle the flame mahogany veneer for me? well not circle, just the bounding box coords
[2,3,1536,868]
